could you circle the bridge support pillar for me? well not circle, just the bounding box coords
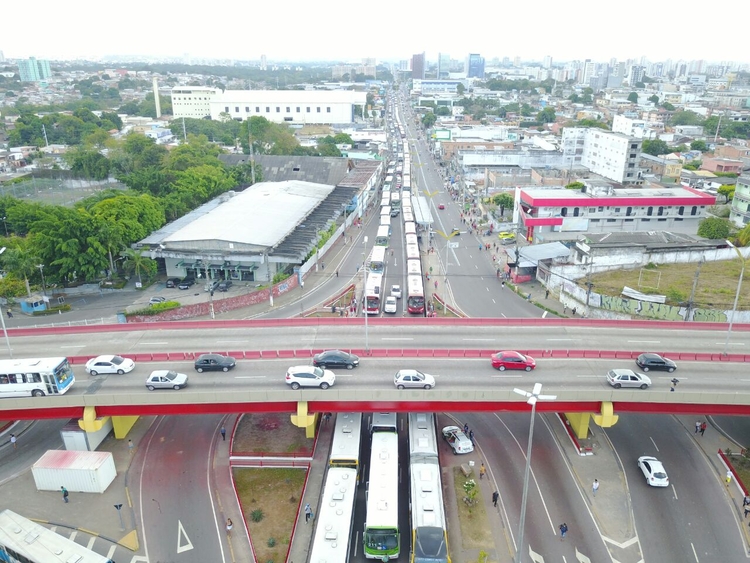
[592,401,619,429]
[565,412,591,440]
[290,402,318,439]
[111,415,139,439]
[78,406,107,433]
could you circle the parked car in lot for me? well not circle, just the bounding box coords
[166,278,180,288]
[85,355,136,376]
[394,369,435,389]
[636,353,676,372]
[442,426,474,454]
[149,296,166,306]
[194,353,236,372]
[285,366,335,390]
[178,277,196,290]
[638,456,669,487]
[312,350,359,370]
[384,296,398,314]
[607,369,651,389]
[491,351,536,371]
[205,280,221,292]
[146,370,189,390]
[217,280,233,292]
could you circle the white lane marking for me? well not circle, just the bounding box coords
[672,483,678,500]
[542,311,548,319]
[602,535,640,548]
[216,340,246,344]
[528,546,545,562]
[628,340,660,343]
[106,545,117,560]
[381,337,414,341]
[691,542,699,562]
[298,337,332,340]
[575,547,593,562]
[547,338,575,341]
[649,436,660,452]
[235,376,267,379]
[86,536,96,549]
[69,531,77,541]
[177,520,194,553]
[60,345,86,349]
[717,342,745,346]
[139,342,168,346]
[463,338,496,341]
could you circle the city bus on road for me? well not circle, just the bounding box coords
[404,221,416,237]
[403,210,414,224]
[375,225,391,247]
[406,243,420,262]
[381,196,391,208]
[365,432,400,559]
[406,233,418,248]
[0,357,75,398]
[407,275,426,315]
[364,273,384,315]
[369,246,387,275]
[0,509,114,563]
[390,192,402,215]
[407,259,422,277]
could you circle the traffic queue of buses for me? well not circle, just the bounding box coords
[310,412,449,563]
[364,100,426,317]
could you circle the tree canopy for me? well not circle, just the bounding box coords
[641,139,670,156]
[697,217,731,240]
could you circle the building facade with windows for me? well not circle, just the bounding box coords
[17,57,51,82]
[466,54,485,78]
[562,127,643,184]
[199,90,366,124]
[411,53,426,80]
[518,184,716,243]
[171,86,222,119]
[729,175,750,227]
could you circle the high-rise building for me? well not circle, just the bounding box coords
[629,65,645,85]
[437,53,450,79]
[17,57,51,82]
[260,55,267,71]
[543,55,553,69]
[0,51,5,63]
[513,56,521,68]
[466,54,485,78]
[411,53,425,80]
[581,59,595,85]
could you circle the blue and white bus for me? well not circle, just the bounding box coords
[0,509,114,563]
[369,246,387,275]
[0,357,75,398]
[375,225,391,247]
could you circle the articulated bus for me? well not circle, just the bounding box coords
[364,273,384,315]
[369,246,387,275]
[406,243,420,262]
[407,259,422,276]
[405,222,416,237]
[364,431,400,559]
[330,412,363,469]
[375,226,391,247]
[370,412,398,433]
[407,275,426,315]
[0,357,75,398]
[406,233,418,248]
[0,509,114,563]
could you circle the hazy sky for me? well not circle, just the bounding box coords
[3,0,746,65]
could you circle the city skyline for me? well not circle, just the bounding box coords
[3,0,748,66]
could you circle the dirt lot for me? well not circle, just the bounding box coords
[582,260,750,309]
[233,413,314,455]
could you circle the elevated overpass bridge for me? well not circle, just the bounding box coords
[3,318,750,439]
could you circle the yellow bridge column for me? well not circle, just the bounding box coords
[79,407,139,440]
[111,416,139,439]
[290,402,318,439]
[566,403,620,439]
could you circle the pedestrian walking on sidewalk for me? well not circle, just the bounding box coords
[545,289,550,299]
[226,518,233,535]
[592,479,599,496]
[6,309,12,318]
[304,503,313,523]
[61,486,69,503]
[469,429,475,444]
[727,470,733,486]
[128,439,134,454]
[221,426,226,441]
[670,378,679,392]
[492,491,499,507]
[572,307,577,316]
[559,523,568,540]
[10,434,16,449]
[335,269,339,278]
[463,423,469,434]
[700,421,707,436]
[479,463,486,480]
[695,421,701,433]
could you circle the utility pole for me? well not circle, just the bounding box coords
[685,259,703,321]
[248,128,256,184]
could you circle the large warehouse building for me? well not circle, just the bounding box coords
[171,88,367,124]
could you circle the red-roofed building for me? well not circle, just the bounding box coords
[517,184,716,243]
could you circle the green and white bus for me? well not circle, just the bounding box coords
[364,430,400,559]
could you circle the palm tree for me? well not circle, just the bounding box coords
[121,248,156,286]
[1,247,41,297]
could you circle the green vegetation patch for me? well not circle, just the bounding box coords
[233,467,306,563]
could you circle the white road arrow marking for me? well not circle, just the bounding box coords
[528,545,545,562]
[177,520,194,553]
[575,547,592,562]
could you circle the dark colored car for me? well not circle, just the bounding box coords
[194,353,236,372]
[178,276,196,289]
[166,278,180,288]
[636,353,677,373]
[312,350,360,370]
[217,280,233,292]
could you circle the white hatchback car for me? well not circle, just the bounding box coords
[285,366,335,390]
[390,285,402,299]
[86,355,136,376]
[638,456,669,487]
[384,296,398,314]
[607,369,652,389]
[146,370,188,390]
[442,426,474,454]
[394,369,436,390]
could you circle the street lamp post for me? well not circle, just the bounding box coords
[37,264,47,297]
[1,217,7,237]
[513,383,556,563]
[0,247,11,358]
[723,240,746,355]
[362,236,369,351]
